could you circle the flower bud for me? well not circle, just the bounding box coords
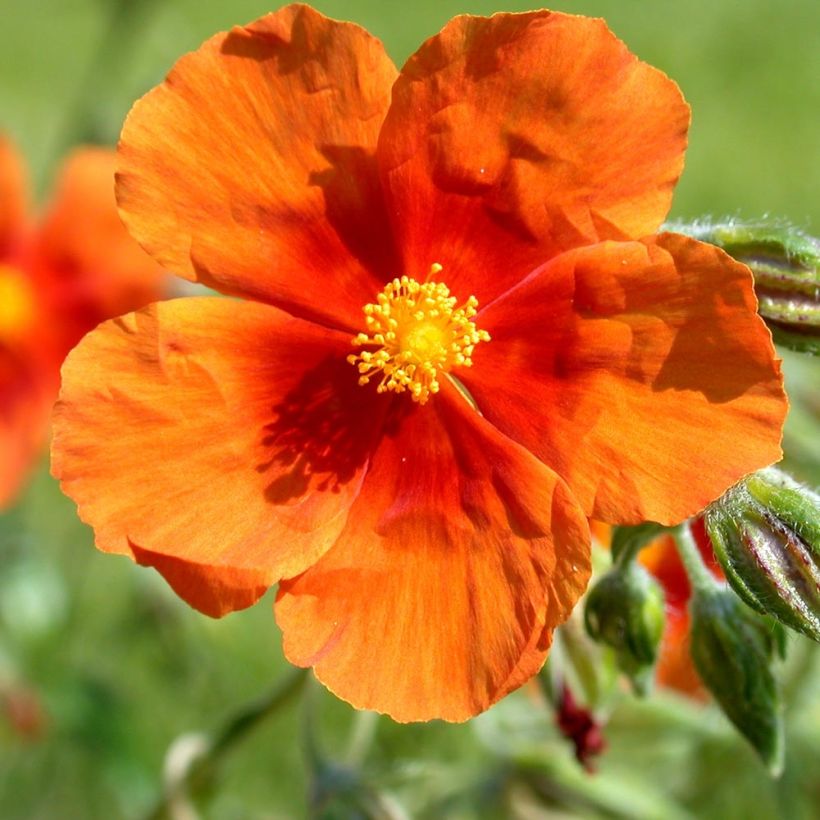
[688,588,784,774]
[554,682,607,771]
[584,563,665,694]
[669,219,820,354]
[704,468,820,642]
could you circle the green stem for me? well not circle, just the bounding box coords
[345,710,379,768]
[207,667,307,764]
[302,675,326,774]
[555,615,605,708]
[610,523,669,568]
[514,751,691,820]
[672,522,720,596]
[537,659,557,707]
[143,667,308,820]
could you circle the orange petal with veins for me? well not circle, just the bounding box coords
[277,380,590,722]
[117,5,398,332]
[379,11,688,305]
[462,233,787,524]
[52,297,385,614]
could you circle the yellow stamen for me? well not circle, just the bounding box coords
[348,265,490,404]
[0,264,36,343]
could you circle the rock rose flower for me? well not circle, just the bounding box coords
[51,6,787,721]
[0,137,164,508]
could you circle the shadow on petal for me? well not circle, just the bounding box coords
[257,355,390,503]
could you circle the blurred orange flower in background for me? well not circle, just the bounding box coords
[0,137,165,508]
[640,521,723,696]
[51,6,786,721]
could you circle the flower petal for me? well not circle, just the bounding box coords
[378,11,688,304]
[128,543,274,618]
[276,380,590,722]
[656,614,703,696]
[52,297,383,615]
[461,234,787,525]
[33,147,165,354]
[117,5,398,331]
[0,135,29,256]
[0,351,54,509]
[640,526,719,697]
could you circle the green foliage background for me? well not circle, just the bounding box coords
[1,1,818,818]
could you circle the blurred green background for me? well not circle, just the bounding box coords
[1,1,818,818]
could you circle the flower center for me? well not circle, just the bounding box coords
[0,264,36,345]
[347,265,490,404]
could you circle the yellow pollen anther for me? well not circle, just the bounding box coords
[0,264,36,344]
[348,265,490,404]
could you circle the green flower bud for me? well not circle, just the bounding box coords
[704,468,820,642]
[689,588,784,775]
[668,219,820,354]
[584,563,665,694]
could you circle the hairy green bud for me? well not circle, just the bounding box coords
[689,588,784,774]
[704,468,820,642]
[584,563,665,694]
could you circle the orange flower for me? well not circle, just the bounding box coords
[0,136,165,507]
[51,7,786,721]
[640,521,722,696]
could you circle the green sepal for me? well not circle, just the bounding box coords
[689,589,784,775]
[769,324,820,355]
[746,469,820,549]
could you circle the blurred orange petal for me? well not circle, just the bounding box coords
[462,233,787,524]
[1,137,168,509]
[640,524,721,695]
[52,297,383,613]
[379,10,688,308]
[117,5,398,331]
[33,148,164,347]
[655,615,705,697]
[640,535,692,615]
[276,380,590,722]
[0,351,54,508]
[0,134,29,256]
